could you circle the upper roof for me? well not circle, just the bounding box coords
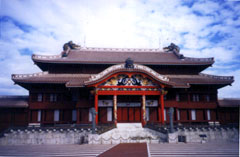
[0,96,28,108]
[12,42,233,89]
[32,47,214,66]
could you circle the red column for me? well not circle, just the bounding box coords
[161,94,165,124]
[142,95,146,126]
[95,94,98,125]
[113,95,117,126]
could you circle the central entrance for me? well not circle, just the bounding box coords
[117,95,141,123]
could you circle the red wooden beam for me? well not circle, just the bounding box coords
[97,90,162,95]
[98,85,159,88]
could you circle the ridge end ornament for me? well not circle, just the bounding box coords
[125,58,134,69]
[63,41,81,51]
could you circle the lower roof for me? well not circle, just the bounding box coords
[12,63,233,89]
[12,71,233,89]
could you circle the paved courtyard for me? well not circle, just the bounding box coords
[0,142,238,157]
[149,142,239,157]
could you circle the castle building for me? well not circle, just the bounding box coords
[8,42,236,128]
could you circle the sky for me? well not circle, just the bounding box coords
[0,0,240,98]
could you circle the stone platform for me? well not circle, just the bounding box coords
[167,126,239,143]
[0,124,238,145]
[0,128,90,145]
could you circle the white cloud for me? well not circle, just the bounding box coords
[0,0,239,98]
[217,69,240,98]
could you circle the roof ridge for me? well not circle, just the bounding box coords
[32,54,61,60]
[12,71,49,79]
[82,47,163,52]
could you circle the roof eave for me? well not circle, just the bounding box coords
[32,59,214,66]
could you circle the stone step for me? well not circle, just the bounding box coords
[116,123,143,130]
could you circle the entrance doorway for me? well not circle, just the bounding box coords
[117,107,141,122]
[117,95,141,123]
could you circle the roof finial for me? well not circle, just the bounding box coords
[125,58,134,69]
[163,43,180,53]
[63,41,81,51]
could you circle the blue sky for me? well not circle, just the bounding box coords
[0,0,240,98]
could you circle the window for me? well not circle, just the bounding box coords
[50,94,57,102]
[191,110,196,120]
[146,108,149,121]
[89,108,93,122]
[107,108,112,121]
[37,94,43,102]
[37,110,41,122]
[207,110,211,120]
[176,94,180,102]
[72,110,77,122]
[164,95,167,100]
[206,95,210,102]
[193,94,199,102]
[177,109,180,120]
[54,110,60,122]
[164,109,166,121]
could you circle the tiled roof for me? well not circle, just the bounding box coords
[12,72,90,84]
[166,73,234,85]
[32,47,214,65]
[12,72,233,88]
[0,96,28,108]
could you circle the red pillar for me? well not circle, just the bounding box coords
[95,94,98,125]
[113,95,117,126]
[161,94,165,124]
[142,95,146,126]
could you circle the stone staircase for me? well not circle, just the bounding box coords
[88,123,167,144]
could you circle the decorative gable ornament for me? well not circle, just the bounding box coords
[125,58,134,69]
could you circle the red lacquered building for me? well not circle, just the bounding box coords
[9,42,237,127]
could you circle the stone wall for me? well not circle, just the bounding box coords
[0,128,90,145]
[168,127,239,143]
[1,125,238,145]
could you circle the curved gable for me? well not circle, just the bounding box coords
[84,64,180,87]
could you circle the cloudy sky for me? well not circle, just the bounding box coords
[0,0,240,98]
